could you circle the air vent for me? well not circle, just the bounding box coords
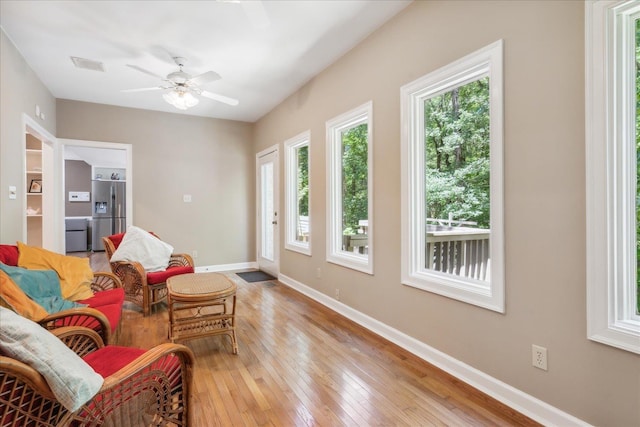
[70,56,105,72]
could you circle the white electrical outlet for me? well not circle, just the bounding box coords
[192,250,198,259]
[316,268,321,279]
[532,344,548,371]
[335,288,340,300]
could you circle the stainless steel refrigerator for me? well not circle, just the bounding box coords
[91,180,126,251]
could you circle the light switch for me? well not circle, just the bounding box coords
[183,194,192,203]
[9,186,16,200]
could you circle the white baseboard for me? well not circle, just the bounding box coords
[277,273,590,427]
[195,261,257,273]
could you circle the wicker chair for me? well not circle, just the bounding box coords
[0,271,124,345]
[0,325,194,426]
[102,233,194,316]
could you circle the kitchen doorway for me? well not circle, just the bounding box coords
[59,139,133,253]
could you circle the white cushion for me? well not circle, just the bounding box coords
[110,225,174,272]
[0,306,104,412]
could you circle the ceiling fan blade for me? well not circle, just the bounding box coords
[121,87,163,93]
[126,64,165,80]
[241,0,270,29]
[189,70,221,86]
[201,90,239,106]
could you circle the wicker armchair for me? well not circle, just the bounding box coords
[0,325,194,426]
[103,233,194,316]
[0,271,124,345]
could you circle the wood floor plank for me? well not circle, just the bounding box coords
[85,252,541,427]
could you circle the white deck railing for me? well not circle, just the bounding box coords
[297,215,309,242]
[426,225,490,281]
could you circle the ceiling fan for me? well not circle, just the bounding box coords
[123,57,239,110]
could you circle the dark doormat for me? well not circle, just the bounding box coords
[236,270,276,283]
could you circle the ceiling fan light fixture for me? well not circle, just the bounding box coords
[163,90,199,110]
[126,57,236,108]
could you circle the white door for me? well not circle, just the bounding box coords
[256,146,279,277]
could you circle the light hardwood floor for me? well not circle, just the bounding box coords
[85,252,540,427]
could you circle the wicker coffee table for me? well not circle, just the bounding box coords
[166,272,238,354]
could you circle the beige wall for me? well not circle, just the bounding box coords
[254,1,639,425]
[64,160,92,217]
[56,100,255,265]
[0,30,57,244]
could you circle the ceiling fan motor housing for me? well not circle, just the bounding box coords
[168,57,190,83]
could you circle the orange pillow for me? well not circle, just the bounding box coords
[0,271,48,321]
[17,242,94,301]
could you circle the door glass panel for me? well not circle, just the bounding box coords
[261,162,274,261]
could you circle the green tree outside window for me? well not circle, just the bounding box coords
[297,145,309,217]
[341,124,368,236]
[424,77,490,229]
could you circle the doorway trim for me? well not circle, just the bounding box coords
[256,145,279,277]
[57,139,133,252]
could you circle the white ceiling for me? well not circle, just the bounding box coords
[0,0,411,123]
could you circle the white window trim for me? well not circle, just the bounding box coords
[400,40,504,313]
[586,0,640,354]
[326,101,374,274]
[284,130,311,256]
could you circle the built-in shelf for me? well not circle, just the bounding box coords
[26,132,43,247]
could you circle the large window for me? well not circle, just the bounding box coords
[401,41,504,312]
[284,131,311,255]
[326,102,373,274]
[586,0,640,354]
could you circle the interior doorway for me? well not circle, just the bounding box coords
[59,139,133,253]
[256,145,279,277]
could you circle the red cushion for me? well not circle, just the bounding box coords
[146,266,194,285]
[78,289,125,334]
[0,245,19,266]
[83,346,146,378]
[52,302,122,334]
[79,288,125,307]
[93,303,123,334]
[107,233,126,250]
